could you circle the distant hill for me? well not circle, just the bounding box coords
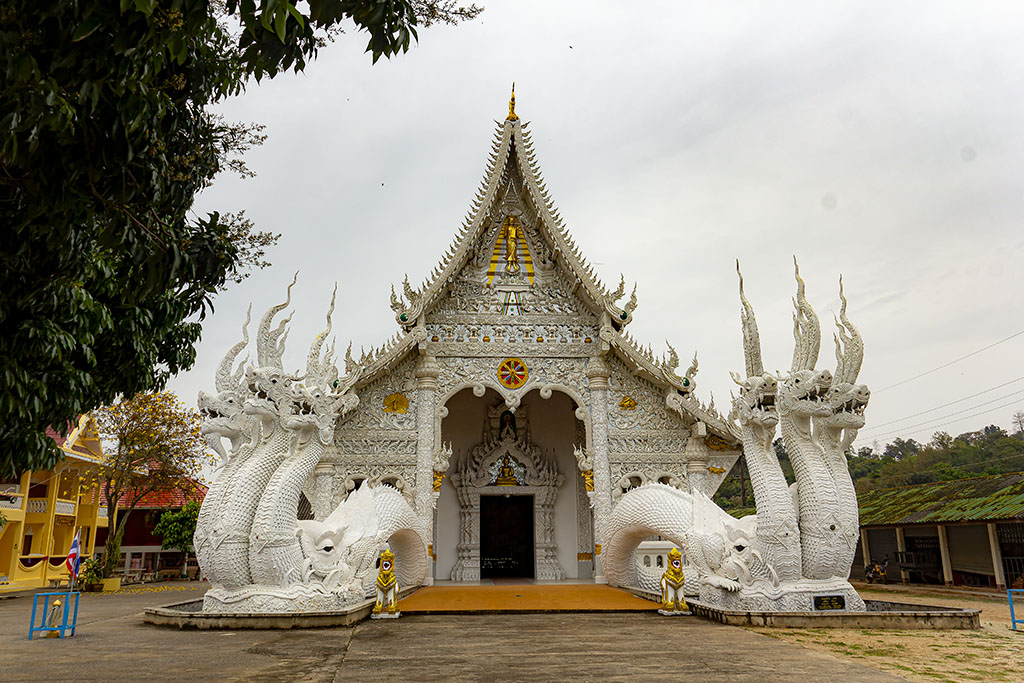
[715,425,1024,512]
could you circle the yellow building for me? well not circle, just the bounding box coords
[0,415,110,592]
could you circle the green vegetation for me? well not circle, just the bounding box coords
[847,426,1024,492]
[0,1,480,478]
[78,556,103,585]
[91,390,209,578]
[153,499,200,571]
[716,424,1024,510]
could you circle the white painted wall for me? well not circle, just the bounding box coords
[435,386,584,580]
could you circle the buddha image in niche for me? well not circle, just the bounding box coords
[499,410,516,440]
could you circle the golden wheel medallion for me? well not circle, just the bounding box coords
[382,392,409,414]
[497,358,528,389]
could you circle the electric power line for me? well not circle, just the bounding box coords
[853,395,1024,448]
[874,328,1024,393]
[866,375,1024,429]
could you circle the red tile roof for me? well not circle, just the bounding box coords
[100,479,208,509]
[45,425,73,448]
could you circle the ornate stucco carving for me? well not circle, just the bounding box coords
[602,265,870,613]
[195,285,427,614]
[449,406,566,581]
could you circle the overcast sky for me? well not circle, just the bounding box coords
[169,1,1024,457]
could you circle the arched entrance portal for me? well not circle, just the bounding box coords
[434,388,593,581]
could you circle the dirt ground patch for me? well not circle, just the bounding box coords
[749,586,1023,682]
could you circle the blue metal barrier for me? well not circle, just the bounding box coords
[28,591,80,640]
[1009,589,1024,631]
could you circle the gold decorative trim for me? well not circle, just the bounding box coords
[577,552,593,562]
[618,395,637,410]
[707,465,727,475]
[506,83,519,121]
[595,544,602,555]
[382,392,409,414]
[432,470,446,492]
[580,469,594,492]
[704,434,734,452]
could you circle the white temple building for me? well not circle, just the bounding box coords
[302,90,742,584]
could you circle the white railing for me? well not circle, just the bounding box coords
[0,494,22,510]
[26,498,47,514]
[54,500,76,516]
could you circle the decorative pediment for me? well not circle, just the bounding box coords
[458,406,564,489]
[388,92,638,334]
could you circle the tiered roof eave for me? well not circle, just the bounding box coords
[349,112,739,443]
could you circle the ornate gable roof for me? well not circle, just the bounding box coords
[388,93,636,331]
[348,93,738,443]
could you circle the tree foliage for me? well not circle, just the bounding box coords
[849,425,1024,492]
[153,499,201,556]
[91,390,209,577]
[717,422,1024,511]
[716,421,1024,511]
[0,0,479,478]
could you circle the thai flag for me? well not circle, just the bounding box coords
[66,530,82,578]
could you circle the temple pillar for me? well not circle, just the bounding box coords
[585,356,613,584]
[988,523,1006,589]
[312,463,334,520]
[895,527,910,584]
[414,353,439,585]
[685,422,710,496]
[937,524,953,586]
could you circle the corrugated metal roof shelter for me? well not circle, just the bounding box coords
[859,472,1024,526]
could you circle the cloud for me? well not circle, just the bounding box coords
[170,1,1024,452]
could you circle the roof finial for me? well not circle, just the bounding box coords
[506,82,519,122]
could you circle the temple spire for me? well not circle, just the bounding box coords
[506,83,519,121]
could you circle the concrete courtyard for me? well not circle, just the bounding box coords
[3,581,997,682]
[1,582,897,681]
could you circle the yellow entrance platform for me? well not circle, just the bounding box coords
[398,584,659,614]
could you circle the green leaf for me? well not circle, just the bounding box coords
[71,17,103,42]
[274,7,288,42]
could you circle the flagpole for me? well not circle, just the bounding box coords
[68,527,80,593]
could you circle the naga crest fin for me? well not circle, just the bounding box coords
[306,283,338,385]
[257,272,298,368]
[216,304,251,392]
[790,257,820,372]
[833,275,863,383]
[736,260,765,377]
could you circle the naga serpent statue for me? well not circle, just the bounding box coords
[195,279,428,613]
[779,259,843,581]
[604,261,867,611]
[729,262,802,584]
[813,277,870,578]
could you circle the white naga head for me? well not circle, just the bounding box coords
[198,306,254,460]
[296,485,377,585]
[823,276,870,430]
[778,259,832,418]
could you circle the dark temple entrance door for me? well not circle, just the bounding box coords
[480,495,534,578]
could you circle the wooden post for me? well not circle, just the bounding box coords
[40,466,62,586]
[937,525,953,586]
[988,523,1006,589]
[860,528,872,568]
[895,527,910,583]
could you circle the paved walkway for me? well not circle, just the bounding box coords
[399,584,658,613]
[0,583,903,682]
